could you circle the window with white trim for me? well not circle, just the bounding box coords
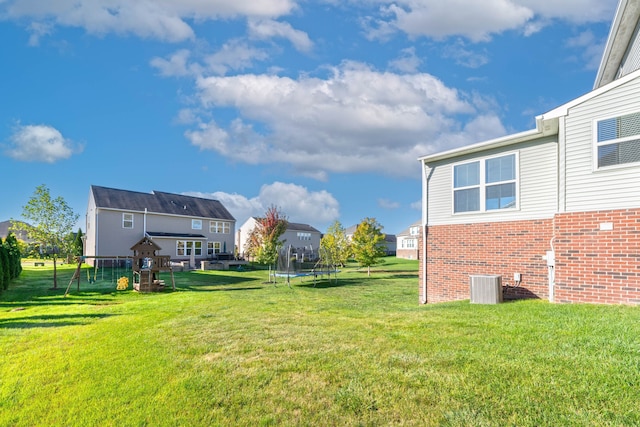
[595,111,640,168]
[297,232,311,241]
[176,240,202,256]
[122,213,134,229]
[210,221,230,234]
[192,219,202,230]
[453,153,517,213]
[207,241,221,256]
[402,238,416,249]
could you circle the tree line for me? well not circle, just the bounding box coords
[0,233,22,292]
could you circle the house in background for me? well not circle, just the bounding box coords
[396,221,420,260]
[418,0,640,305]
[86,186,235,266]
[237,217,322,261]
[0,220,31,242]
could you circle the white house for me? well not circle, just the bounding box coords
[418,0,640,305]
[396,221,420,260]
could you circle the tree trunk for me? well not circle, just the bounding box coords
[367,265,371,277]
[52,255,58,289]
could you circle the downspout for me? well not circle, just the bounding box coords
[420,159,428,304]
[143,208,147,238]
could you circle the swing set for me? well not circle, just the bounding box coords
[64,256,133,297]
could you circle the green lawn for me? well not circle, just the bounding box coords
[1,258,639,426]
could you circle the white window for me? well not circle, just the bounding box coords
[453,153,517,213]
[409,226,420,236]
[595,111,640,168]
[208,241,222,256]
[297,232,311,241]
[176,240,202,256]
[401,238,415,249]
[210,221,230,234]
[192,219,202,230]
[122,213,134,229]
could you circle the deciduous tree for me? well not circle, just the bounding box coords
[252,206,288,282]
[15,185,79,289]
[351,217,387,277]
[320,221,351,267]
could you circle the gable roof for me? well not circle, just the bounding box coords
[91,186,235,221]
[286,222,320,233]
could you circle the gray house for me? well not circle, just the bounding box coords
[237,217,322,260]
[85,186,235,266]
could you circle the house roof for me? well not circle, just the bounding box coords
[0,220,33,242]
[396,220,421,237]
[286,222,320,233]
[419,66,640,164]
[594,0,640,89]
[91,186,235,221]
[146,231,207,239]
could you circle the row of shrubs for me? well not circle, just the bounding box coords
[1,233,22,291]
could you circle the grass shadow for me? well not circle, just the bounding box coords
[0,313,117,329]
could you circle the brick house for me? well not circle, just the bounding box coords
[418,0,640,305]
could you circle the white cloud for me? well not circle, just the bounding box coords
[565,30,606,70]
[378,198,400,209]
[5,124,82,163]
[184,181,340,227]
[410,200,421,210]
[185,61,502,179]
[3,0,298,42]
[443,40,489,68]
[248,19,313,52]
[365,0,615,43]
[388,47,422,73]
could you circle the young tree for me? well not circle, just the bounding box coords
[351,217,387,277]
[252,206,288,281]
[16,185,79,289]
[320,221,351,267]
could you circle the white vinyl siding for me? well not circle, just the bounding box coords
[425,136,557,226]
[564,74,640,212]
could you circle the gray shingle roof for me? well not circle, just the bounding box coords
[91,186,235,221]
[286,222,320,233]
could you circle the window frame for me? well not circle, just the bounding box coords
[122,213,134,229]
[451,152,519,214]
[209,221,230,234]
[207,241,222,256]
[593,111,640,170]
[192,219,202,230]
[176,240,203,257]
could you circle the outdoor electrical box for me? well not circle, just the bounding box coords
[470,275,503,304]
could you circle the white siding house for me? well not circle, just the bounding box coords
[418,0,640,305]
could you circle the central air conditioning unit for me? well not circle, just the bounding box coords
[469,275,503,304]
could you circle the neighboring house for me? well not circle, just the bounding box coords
[418,0,640,305]
[86,186,236,266]
[0,220,31,242]
[237,217,322,260]
[345,224,396,256]
[396,221,420,260]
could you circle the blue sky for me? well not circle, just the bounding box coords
[0,0,616,235]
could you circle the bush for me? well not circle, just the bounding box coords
[0,244,9,290]
[4,233,22,280]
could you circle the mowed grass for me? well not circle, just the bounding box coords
[1,258,640,426]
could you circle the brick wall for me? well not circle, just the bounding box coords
[419,219,553,304]
[553,209,640,304]
[397,248,419,260]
